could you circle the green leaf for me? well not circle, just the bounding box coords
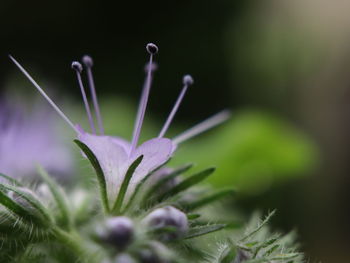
[144,163,193,200]
[111,155,143,214]
[0,184,54,226]
[121,171,154,214]
[122,160,173,213]
[185,224,226,239]
[264,244,279,257]
[37,165,72,230]
[252,237,279,257]
[0,173,23,187]
[240,210,276,242]
[0,189,31,219]
[218,245,237,263]
[187,214,201,220]
[158,167,215,201]
[74,139,109,213]
[184,189,235,211]
[270,253,300,260]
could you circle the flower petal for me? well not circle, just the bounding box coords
[127,138,174,196]
[77,131,129,204]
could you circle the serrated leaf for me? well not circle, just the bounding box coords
[74,139,109,213]
[159,167,215,201]
[184,189,235,211]
[111,155,143,214]
[185,224,226,239]
[240,210,276,243]
[252,237,279,258]
[264,244,279,257]
[0,184,53,226]
[37,165,72,229]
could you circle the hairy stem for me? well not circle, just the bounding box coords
[52,227,99,263]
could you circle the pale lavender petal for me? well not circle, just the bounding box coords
[111,137,131,154]
[77,131,129,204]
[127,138,174,197]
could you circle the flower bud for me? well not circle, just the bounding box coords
[232,250,250,263]
[139,249,166,263]
[101,217,134,249]
[8,188,37,210]
[143,206,188,240]
[114,253,136,263]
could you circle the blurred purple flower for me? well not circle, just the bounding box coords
[0,97,72,179]
[10,43,229,201]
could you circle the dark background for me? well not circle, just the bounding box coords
[1,0,350,262]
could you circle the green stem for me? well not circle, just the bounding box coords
[52,227,98,263]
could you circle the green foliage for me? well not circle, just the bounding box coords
[173,111,318,195]
[74,139,109,213]
[111,155,144,214]
[0,141,305,262]
[212,211,305,263]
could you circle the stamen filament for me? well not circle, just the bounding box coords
[9,55,78,133]
[82,56,104,135]
[158,75,193,138]
[130,43,158,155]
[172,110,231,144]
[72,62,96,134]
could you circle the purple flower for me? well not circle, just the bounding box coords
[9,43,229,204]
[0,97,72,179]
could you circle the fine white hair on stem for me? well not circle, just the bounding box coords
[72,61,96,134]
[82,55,105,135]
[158,75,193,138]
[172,110,231,144]
[130,43,158,155]
[9,55,79,133]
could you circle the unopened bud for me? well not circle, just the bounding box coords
[114,253,136,263]
[101,216,134,249]
[143,206,188,240]
[233,250,250,263]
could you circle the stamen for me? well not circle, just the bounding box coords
[72,61,96,134]
[9,55,78,133]
[82,55,105,135]
[158,75,193,138]
[172,110,231,144]
[130,43,158,155]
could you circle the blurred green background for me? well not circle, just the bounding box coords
[1,0,350,261]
